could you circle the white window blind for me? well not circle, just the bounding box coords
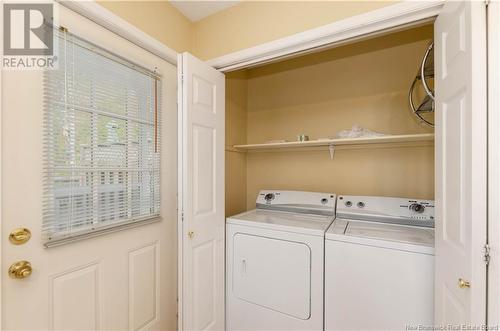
[43,29,161,245]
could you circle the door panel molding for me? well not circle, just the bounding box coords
[128,242,160,331]
[49,263,101,330]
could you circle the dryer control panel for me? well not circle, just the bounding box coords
[256,190,336,216]
[337,195,435,228]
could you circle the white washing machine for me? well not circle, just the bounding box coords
[325,195,435,331]
[226,190,336,331]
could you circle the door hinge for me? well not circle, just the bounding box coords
[484,244,491,265]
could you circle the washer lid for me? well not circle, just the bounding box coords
[326,219,434,254]
[227,209,334,236]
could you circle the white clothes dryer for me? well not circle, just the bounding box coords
[226,190,336,331]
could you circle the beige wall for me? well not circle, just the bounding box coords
[98,1,401,61]
[98,1,193,52]
[225,25,435,212]
[192,1,396,60]
[226,71,248,216]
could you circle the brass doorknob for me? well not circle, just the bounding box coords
[8,261,32,279]
[188,231,194,239]
[458,278,470,289]
[9,228,31,245]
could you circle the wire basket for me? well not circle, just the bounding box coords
[408,42,435,127]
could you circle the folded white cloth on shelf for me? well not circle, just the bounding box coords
[335,125,386,139]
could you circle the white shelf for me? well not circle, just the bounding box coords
[233,133,435,151]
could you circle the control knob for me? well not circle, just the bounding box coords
[264,193,275,202]
[409,203,425,213]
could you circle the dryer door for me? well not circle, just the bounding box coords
[232,233,311,319]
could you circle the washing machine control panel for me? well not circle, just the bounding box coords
[337,195,435,228]
[256,190,336,216]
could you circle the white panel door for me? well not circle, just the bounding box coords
[434,0,487,326]
[178,52,225,331]
[1,4,178,330]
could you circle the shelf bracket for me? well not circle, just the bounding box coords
[328,144,335,160]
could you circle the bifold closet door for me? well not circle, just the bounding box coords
[178,52,225,331]
[434,0,487,326]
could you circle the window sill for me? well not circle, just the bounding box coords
[44,216,162,248]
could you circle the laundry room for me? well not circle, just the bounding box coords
[1,0,494,329]
[225,24,435,217]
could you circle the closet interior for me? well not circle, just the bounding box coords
[225,23,435,217]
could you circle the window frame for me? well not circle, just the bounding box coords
[42,28,162,247]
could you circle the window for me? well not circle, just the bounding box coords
[43,28,161,245]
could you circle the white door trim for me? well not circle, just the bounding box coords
[56,0,178,65]
[0,1,3,328]
[206,0,444,72]
[488,0,500,327]
[177,54,185,331]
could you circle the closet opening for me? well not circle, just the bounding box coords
[225,23,435,217]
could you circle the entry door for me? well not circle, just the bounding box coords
[178,52,225,331]
[1,4,178,330]
[434,0,487,325]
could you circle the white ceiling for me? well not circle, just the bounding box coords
[170,1,240,22]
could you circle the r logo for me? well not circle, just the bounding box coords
[3,3,53,56]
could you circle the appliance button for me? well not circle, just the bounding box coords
[321,198,328,205]
[345,201,353,207]
[357,202,365,208]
